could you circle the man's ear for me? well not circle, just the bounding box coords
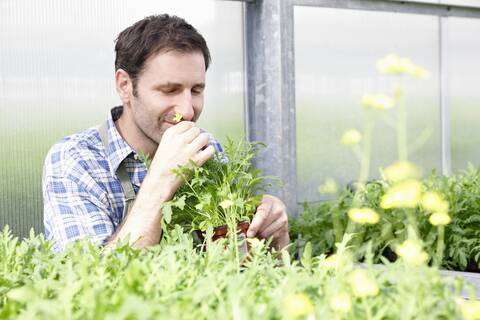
[115,69,133,105]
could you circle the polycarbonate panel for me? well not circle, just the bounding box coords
[295,6,441,203]
[440,0,480,7]
[391,0,439,3]
[448,18,480,171]
[393,0,480,7]
[0,0,245,238]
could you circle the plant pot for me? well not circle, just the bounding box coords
[465,259,480,273]
[380,246,480,274]
[193,221,251,254]
[381,246,398,263]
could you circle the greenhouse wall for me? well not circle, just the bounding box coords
[0,0,245,238]
[1,0,480,238]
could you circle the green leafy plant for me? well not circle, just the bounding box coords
[140,138,273,232]
[166,139,274,232]
[0,226,475,319]
[291,156,480,271]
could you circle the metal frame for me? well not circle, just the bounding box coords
[240,0,480,216]
[439,16,451,176]
[244,0,297,216]
[290,0,480,18]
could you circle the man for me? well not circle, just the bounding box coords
[43,14,289,252]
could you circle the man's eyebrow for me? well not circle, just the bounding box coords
[153,82,205,89]
[153,82,182,89]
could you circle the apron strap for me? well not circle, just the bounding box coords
[97,121,136,215]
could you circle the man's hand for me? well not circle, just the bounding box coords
[107,121,214,249]
[247,195,290,250]
[148,121,215,199]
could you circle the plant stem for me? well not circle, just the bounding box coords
[435,225,445,267]
[227,215,240,273]
[346,113,374,252]
[349,110,375,210]
[362,298,373,319]
[358,117,373,185]
[332,204,343,244]
[405,210,418,239]
[395,80,408,161]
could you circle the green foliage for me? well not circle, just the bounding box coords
[137,150,152,169]
[427,165,480,271]
[163,139,273,232]
[0,227,471,319]
[291,167,480,271]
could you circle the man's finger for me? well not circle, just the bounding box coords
[258,213,288,239]
[272,231,290,250]
[192,145,215,166]
[168,121,195,134]
[182,126,201,144]
[255,205,282,234]
[247,199,273,238]
[189,132,210,152]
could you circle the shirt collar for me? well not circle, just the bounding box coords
[104,106,136,177]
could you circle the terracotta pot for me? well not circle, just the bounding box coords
[194,221,251,254]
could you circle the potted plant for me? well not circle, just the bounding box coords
[141,138,273,254]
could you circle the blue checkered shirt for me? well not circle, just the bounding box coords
[43,106,223,252]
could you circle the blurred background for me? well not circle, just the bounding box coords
[295,5,480,202]
[1,0,479,237]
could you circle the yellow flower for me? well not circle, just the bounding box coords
[409,66,429,79]
[395,239,429,266]
[383,161,422,183]
[421,192,449,213]
[398,58,417,75]
[458,299,480,320]
[319,254,340,270]
[380,180,423,209]
[349,269,379,298]
[429,211,451,226]
[329,292,352,313]
[348,208,380,225]
[361,94,395,110]
[341,129,362,145]
[377,54,401,74]
[376,54,429,79]
[318,178,338,195]
[173,112,183,123]
[219,199,234,209]
[284,293,314,318]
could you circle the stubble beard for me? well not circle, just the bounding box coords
[137,117,166,148]
[130,101,165,151]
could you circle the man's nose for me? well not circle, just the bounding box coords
[176,90,195,121]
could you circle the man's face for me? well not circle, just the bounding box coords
[128,50,206,145]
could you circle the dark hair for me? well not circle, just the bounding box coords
[114,14,211,96]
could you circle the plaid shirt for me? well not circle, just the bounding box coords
[43,106,223,252]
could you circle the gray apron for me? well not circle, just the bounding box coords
[97,122,136,219]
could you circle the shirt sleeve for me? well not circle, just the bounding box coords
[43,149,114,252]
[207,133,224,153]
[201,129,224,152]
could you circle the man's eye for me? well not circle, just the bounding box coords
[162,88,177,94]
[192,88,203,95]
